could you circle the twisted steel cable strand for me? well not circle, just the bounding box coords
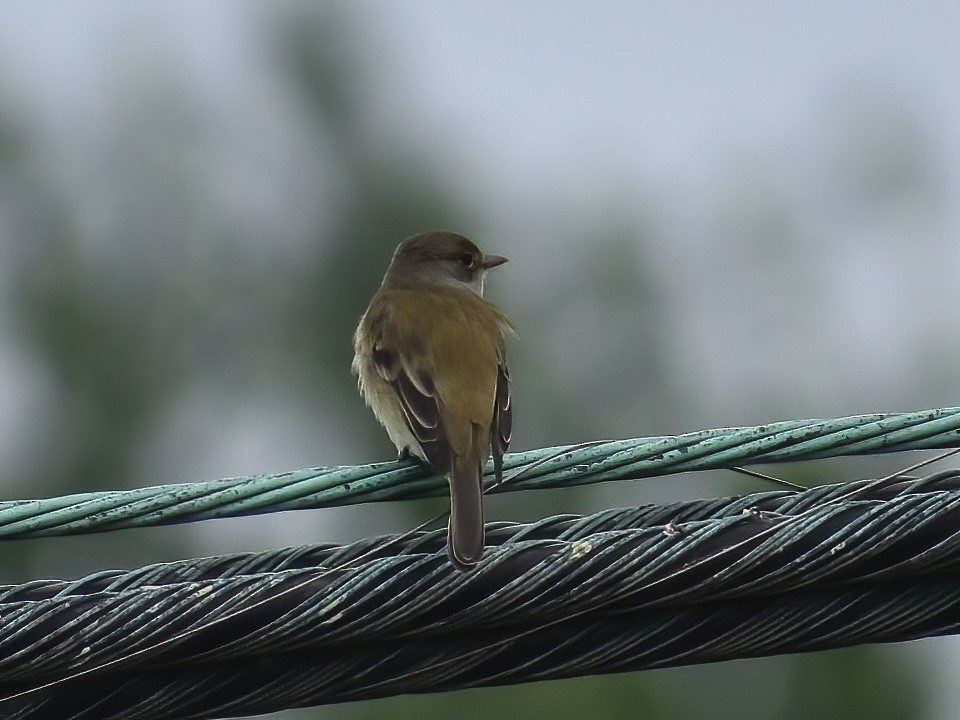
[3,470,960,718]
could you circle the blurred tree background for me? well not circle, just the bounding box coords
[1,2,959,719]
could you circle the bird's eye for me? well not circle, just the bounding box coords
[457,253,475,268]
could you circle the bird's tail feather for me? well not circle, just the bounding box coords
[446,455,484,570]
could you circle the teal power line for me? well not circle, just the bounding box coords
[1,407,959,539]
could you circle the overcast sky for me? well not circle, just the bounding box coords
[2,1,959,200]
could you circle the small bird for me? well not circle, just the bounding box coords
[352,232,513,570]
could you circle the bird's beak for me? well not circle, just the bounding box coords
[482,254,508,269]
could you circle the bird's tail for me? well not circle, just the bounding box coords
[446,454,485,571]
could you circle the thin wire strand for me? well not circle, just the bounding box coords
[728,466,807,490]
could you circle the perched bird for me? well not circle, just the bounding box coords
[352,232,513,570]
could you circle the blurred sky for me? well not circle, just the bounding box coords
[3,0,959,423]
[1,2,960,719]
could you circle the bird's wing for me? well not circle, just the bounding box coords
[491,361,511,482]
[371,344,452,475]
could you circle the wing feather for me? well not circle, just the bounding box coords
[372,345,451,474]
[491,361,511,483]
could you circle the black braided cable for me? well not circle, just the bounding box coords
[2,470,960,718]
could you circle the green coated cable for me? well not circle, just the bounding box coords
[0,407,958,540]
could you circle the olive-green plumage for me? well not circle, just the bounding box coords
[352,232,513,570]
